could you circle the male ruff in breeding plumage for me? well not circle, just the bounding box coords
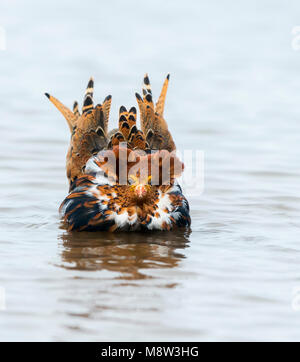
[45,74,191,231]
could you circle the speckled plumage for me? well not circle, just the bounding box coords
[46,75,191,232]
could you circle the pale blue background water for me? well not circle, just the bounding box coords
[0,0,300,341]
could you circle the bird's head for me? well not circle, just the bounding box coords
[129,175,152,200]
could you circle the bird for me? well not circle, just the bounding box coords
[45,74,191,232]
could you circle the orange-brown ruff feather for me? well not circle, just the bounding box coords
[46,75,191,231]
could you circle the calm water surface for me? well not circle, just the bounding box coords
[0,0,300,341]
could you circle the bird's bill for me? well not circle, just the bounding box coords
[134,184,148,198]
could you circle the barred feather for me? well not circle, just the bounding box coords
[46,78,111,188]
[45,93,76,132]
[73,101,80,120]
[156,74,169,116]
[82,77,94,114]
[136,74,175,151]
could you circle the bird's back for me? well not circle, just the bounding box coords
[46,74,191,232]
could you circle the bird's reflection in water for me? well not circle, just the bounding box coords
[59,229,191,280]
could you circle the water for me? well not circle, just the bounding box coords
[0,0,300,341]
